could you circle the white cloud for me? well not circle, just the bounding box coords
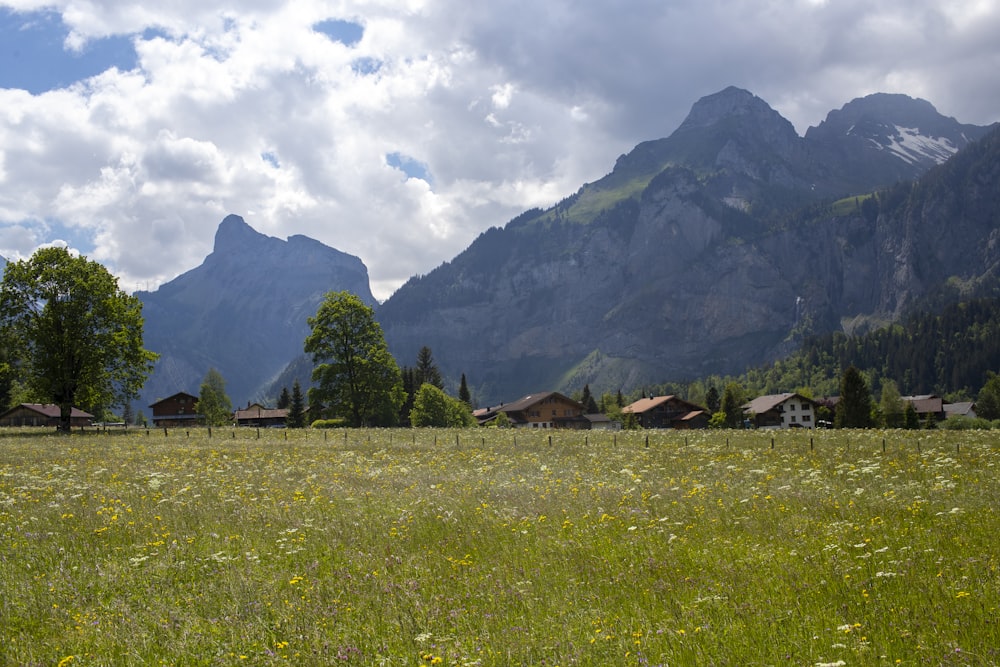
[0,0,998,300]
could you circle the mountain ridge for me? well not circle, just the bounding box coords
[377,89,999,405]
[130,88,999,411]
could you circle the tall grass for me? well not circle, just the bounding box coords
[1,427,997,665]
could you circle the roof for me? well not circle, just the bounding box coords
[678,410,707,422]
[585,413,612,423]
[234,407,289,421]
[489,391,580,414]
[149,392,198,407]
[622,395,676,414]
[902,395,944,413]
[943,401,975,417]
[743,392,816,415]
[623,395,707,415]
[0,403,94,419]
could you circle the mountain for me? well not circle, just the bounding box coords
[377,88,999,405]
[137,215,374,409]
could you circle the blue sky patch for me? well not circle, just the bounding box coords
[313,19,363,47]
[0,8,139,93]
[386,152,432,184]
[351,57,382,76]
[261,152,281,168]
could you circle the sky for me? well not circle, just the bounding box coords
[1,1,999,301]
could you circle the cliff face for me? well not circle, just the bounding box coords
[378,89,1000,404]
[137,215,374,407]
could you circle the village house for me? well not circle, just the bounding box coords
[234,402,289,427]
[149,392,202,428]
[901,394,947,422]
[0,403,94,428]
[621,395,709,429]
[943,401,977,420]
[474,391,591,429]
[743,392,818,429]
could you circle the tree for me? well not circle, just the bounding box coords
[903,401,920,429]
[277,386,291,410]
[580,384,599,414]
[0,247,157,432]
[287,379,306,428]
[415,346,444,389]
[720,382,746,428]
[458,373,472,406]
[879,379,905,428]
[304,291,404,427]
[835,365,873,428]
[409,383,474,427]
[196,368,233,426]
[976,372,1000,421]
[705,386,721,414]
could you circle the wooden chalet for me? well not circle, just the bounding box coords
[474,391,590,429]
[149,392,202,427]
[0,403,94,428]
[235,403,289,427]
[943,401,977,420]
[901,395,947,422]
[743,392,818,429]
[621,395,709,429]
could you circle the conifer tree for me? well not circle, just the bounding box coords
[277,386,291,410]
[415,346,444,389]
[580,384,599,414]
[705,386,720,413]
[288,380,306,428]
[458,373,471,406]
[835,366,873,428]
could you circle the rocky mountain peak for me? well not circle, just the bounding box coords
[678,86,783,131]
[805,93,991,168]
[137,215,375,409]
[213,213,271,254]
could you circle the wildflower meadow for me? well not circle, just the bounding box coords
[1,427,997,665]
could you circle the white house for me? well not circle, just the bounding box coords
[743,392,818,429]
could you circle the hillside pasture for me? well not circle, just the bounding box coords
[1,427,997,665]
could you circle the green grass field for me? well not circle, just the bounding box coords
[1,427,997,666]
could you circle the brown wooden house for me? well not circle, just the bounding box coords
[474,391,590,429]
[149,392,202,427]
[234,403,289,427]
[622,395,709,429]
[0,403,94,428]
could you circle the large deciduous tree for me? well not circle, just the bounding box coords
[976,372,1000,421]
[304,291,404,427]
[196,368,233,426]
[409,383,474,427]
[0,247,157,432]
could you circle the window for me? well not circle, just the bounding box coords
[789,403,796,411]
[803,415,811,422]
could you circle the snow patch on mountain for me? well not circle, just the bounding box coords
[878,126,959,165]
